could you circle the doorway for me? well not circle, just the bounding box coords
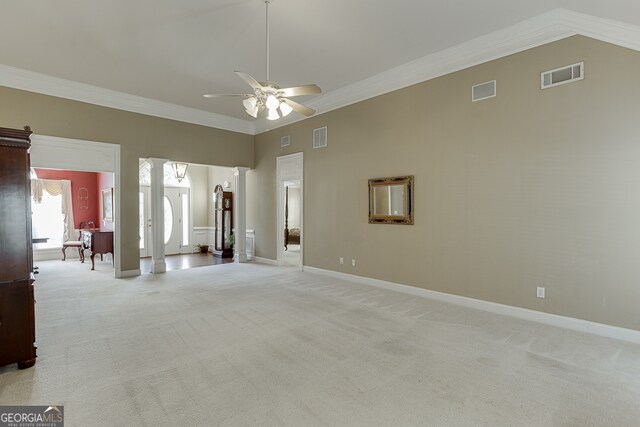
[277,153,303,269]
[283,180,301,267]
[163,187,189,255]
[29,134,124,276]
[139,160,191,257]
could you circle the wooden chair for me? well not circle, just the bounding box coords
[62,221,95,262]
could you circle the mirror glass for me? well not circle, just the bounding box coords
[368,176,414,224]
[373,185,405,216]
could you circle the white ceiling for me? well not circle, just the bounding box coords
[1,0,640,131]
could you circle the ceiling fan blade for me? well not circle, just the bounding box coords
[235,71,263,90]
[203,93,252,98]
[280,84,322,97]
[283,99,315,117]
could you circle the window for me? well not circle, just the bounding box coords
[181,193,189,247]
[164,196,173,244]
[32,192,65,249]
[139,192,145,249]
[139,161,190,187]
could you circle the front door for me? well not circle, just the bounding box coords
[139,186,190,257]
[163,187,190,255]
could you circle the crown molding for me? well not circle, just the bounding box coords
[2,9,639,137]
[254,9,640,134]
[0,64,255,135]
[558,9,640,52]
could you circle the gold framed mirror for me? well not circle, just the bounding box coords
[368,175,414,224]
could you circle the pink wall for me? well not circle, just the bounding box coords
[98,172,115,231]
[34,169,100,228]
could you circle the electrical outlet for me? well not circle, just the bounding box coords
[339,257,344,265]
[537,287,545,299]
[351,259,356,267]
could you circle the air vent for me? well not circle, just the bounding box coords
[281,135,290,147]
[541,62,583,89]
[472,80,496,102]
[313,126,327,149]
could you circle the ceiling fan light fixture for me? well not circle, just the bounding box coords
[203,0,320,120]
[242,96,257,110]
[279,101,293,117]
[265,95,280,110]
[267,108,280,121]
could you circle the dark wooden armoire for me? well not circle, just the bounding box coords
[0,126,37,369]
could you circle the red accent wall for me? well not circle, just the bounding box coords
[34,169,100,228]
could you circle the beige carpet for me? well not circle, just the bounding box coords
[1,260,639,426]
[283,244,300,268]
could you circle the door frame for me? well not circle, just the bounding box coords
[139,160,195,261]
[163,187,192,255]
[139,184,193,257]
[276,152,303,269]
[30,134,125,277]
[139,186,151,257]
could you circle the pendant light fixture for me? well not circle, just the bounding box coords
[171,162,188,183]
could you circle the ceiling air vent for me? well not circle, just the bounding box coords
[281,135,290,147]
[472,80,496,102]
[541,62,583,89]
[313,126,327,149]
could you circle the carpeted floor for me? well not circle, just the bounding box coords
[1,260,639,426]
[283,244,300,268]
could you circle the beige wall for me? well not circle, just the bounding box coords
[246,170,258,232]
[188,164,258,232]
[197,165,258,231]
[187,164,209,227]
[0,87,254,272]
[254,36,640,331]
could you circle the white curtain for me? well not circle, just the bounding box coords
[31,179,76,242]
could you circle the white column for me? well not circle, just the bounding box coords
[149,158,168,273]
[232,167,250,263]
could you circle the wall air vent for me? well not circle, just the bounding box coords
[313,126,327,149]
[541,62,583,89]
[281,135,290,147]
[472,80,496,102]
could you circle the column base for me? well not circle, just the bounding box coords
[234,251,248,263]
[150,260,167,274]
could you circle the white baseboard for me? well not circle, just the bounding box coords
[255,257,277,265]
[34,247,67,262]
[303,266,640,345]
[194,227,256,260]
[116,269,141,278]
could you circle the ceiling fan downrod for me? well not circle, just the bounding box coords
[265,0,271,83]
[202,0,321,120]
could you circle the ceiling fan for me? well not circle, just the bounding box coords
[203,0,321,120]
